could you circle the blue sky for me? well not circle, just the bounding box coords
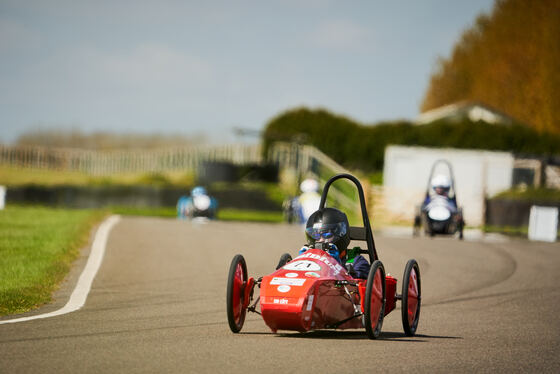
[0,0,495,144]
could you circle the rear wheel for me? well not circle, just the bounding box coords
[227,254,248,333]
[364,260,386,339]
[413,215,421,237]
[276,253,293,270]
[424,215,434,237]
[401,259,421,336]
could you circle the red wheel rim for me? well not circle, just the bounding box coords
[407,267,419,326]
[232,263,245,323]
[369,268,383,329]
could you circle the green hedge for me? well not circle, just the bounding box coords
[494,188,560,201]
[263,107,560,171]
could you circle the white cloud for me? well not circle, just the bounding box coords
[309,19,373,50]
[93,43,214,90]
[20,42,215,97]
[0,0,496,144]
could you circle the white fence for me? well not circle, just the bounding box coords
[0,142,364,215]
[268,142,360,213]
[0,144,263,175]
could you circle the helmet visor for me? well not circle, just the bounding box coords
[306,222,347,243]
[192,187,206,196]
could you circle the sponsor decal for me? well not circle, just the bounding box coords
[277,285,291,293]
[270,277,306,286]
[305,272,320,278]
[297,252,344,275]
[284,272,299,278]
[283,260,321,272]
[306,295,315,311]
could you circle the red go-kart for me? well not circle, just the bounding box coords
[226,174,421,339]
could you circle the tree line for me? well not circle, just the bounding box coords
[421,0,559,134]
[263,107,560,172]
[15,129,204,150]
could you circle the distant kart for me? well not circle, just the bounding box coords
[282,179,321,224]
[227,174,421,339]
[190,194,217,219]
[282,197,301,224]
[177,188,218,220]
[413,160,464,239]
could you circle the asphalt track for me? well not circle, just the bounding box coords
[1,216,559,373]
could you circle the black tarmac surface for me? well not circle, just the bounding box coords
[1,217,559,373]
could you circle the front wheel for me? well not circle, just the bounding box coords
[401,259,421,336]
[227,254,248,333]
[364,260,386,339]
[276,253,293,270]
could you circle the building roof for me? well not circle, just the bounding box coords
[416,101,515,125]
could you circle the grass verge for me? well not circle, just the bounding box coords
[0,206,106,316]
[493,187,560,201]
[109,206,283,223]
[0,165,195,187]
[0,204,281,317]
[483,225,528,236]
[109,206,177,218]
[217,208,283,223]
[483,225,560,238]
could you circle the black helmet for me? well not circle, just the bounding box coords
[305,207,350,251]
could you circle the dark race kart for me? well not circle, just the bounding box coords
[413,159,464,239]
[227,174,421,339]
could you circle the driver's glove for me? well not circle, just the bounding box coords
[327,244,340,263]
[298,245,310,255]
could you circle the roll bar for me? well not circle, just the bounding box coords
[425,159,457,200]
[319,173,378,263]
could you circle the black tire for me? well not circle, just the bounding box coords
[413,215,421,237]
[276,253,293,270]
[424,216,434,237]
[226,254,248,333]
[401,259,421,336]
[364,260,386,339]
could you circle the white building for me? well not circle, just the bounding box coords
[382,145,514,226]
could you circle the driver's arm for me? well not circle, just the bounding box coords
[353,255,371,279]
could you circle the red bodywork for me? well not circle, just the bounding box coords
[259,249,396,333]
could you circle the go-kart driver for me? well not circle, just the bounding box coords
[177,186,217,219]
[298,178,322,223]
[299,207,370,279]
[432,174,451,197]
[283,178,321,224]
[424,174,457,210]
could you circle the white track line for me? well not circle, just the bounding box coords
[0,215,121,325]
